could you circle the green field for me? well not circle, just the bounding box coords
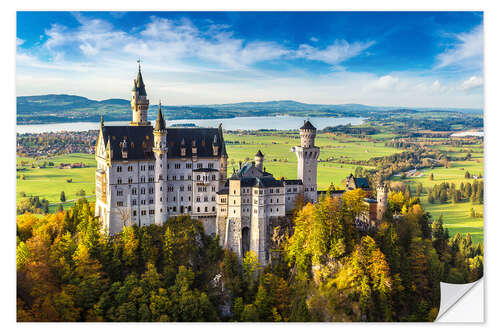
[391,156,484,243]
[225,131,401,189]
[16,130,483,243]
[17,153,96,207]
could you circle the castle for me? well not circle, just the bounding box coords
[95,64,388,265]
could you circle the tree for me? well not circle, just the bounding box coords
[429,173,434,181]
[60,191,66,202]
[416,183,423,197]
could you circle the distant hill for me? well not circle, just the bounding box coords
[16,94,482,124]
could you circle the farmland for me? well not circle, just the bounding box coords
[16,124,483,242]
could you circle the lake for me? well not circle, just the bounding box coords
[16,116,365,134]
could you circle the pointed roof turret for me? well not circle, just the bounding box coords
[100,115,104,128]
[255,150,264,157]
[135,60,147,96]
[154,101,166,131]
[300,120,316,130]
[181,138,186,147]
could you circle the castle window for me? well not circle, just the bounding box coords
[212,175,216,180]
[141,210,146,216]
[196,197,201,202]
[149,199,153,204]
[208,163,214,168]
[149,177,154,182]
[175,163,181,169]
[205,207,208,212]
[133,210,137,216]
[117,190,123,196]
[188,175,192,180]
[204,196,208,202]
[180,175,184,180]
[276,189,280,193]
[132,199,137,205]
[128,178,133,184]
[149,188,154,194]
[117,166,122,172]
[186,163,192,169]
[212,186,216,191]
[180,186,184,191]
[167,164,170,169]
[132,188,137,195]
[197,175,201,181]
[188,185,192,191]
[181,196,183,202]
[141,199,146,205]
[197,163,203,168]
[117,201,123,207]
[212,196,215,201]
[212,206,215,212]
[117,178,122,184]
[197,207,200,212]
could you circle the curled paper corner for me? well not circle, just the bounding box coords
[436,278,483,322]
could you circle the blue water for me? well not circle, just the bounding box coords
[16,115,365,134]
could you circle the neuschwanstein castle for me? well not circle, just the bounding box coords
[95,64,388,264]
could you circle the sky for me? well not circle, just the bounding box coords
[16,11,483,108]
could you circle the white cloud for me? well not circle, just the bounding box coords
[16,38,24,46]
[436,24,483,70]
[373,75,399,90]
[15,14,483,109]
[295,39,375,65]
[310,37,318,42]
[461,76,483,90]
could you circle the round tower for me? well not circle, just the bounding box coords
[255,150,264,171]
[300,120,317,148]
[376,182,388,222]
[130,61,150,126]
[153,101,168,225]
[294,120,319,203]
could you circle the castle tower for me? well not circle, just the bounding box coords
[251,179,267,265]
[294,120,320,203]
[153,101,168,225]
[376,182,388,222]
[218,123,228,188]
[255,150,264,171]
[130,61,151,126]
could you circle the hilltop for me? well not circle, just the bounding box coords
[16,94,482,124]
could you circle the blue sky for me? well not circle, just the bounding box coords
[16,11,483,108]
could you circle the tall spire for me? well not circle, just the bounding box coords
[154,100,166,131]
[135,59,147,96]
[100,115,104,128]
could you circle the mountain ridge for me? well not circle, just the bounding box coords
[16,94,483,124]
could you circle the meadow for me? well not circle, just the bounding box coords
[391,146,484,242]
[224,131,401,189]
[16,129,483,242]
[16,153,96,212]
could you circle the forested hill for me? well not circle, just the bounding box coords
[17,94,482,124]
